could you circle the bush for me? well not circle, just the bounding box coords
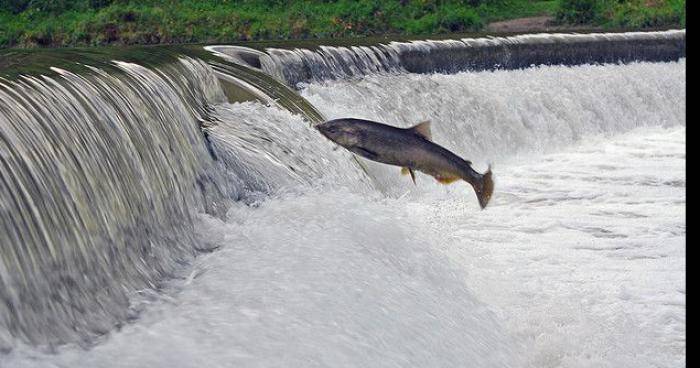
[405,13,439,34]
[1,0,31,14]
[609,0,685,28]
[556,0,686,28]
[555,0,603,25]
[439,6,482,32]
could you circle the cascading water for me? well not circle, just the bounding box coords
[209,29,685,87]
[204,102,373,195]
[0,29,686,368]
[0,57,231,348]
[309,60,685,150]
[300,60,685,193]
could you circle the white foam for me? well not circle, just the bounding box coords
[3,61,685,368]
[205,101,373,195]
[301,60,685,197]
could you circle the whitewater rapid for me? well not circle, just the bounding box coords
[3,60,685,367]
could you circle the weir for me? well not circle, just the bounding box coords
[0,45,361,349]
[0,58,231,348]
[0,29,686,354]
[209,29,685,87]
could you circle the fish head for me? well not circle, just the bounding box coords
[316,120,362,147]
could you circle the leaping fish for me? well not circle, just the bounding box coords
[317,118,494,209]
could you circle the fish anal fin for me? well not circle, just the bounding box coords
[408,120,432,141]
[436,175,460,185]
[401,167,416,184]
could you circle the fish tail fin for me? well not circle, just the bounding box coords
[473,165,494,209]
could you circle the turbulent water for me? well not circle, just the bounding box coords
[301,60,685,193]
[0,36,685,367]
[0,58,232,348]
[209,29,685,87]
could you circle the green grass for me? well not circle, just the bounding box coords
[0,0,686,48]
[555,0,685,28]
[476,0,560,22]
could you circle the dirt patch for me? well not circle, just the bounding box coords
[486,16,599,33]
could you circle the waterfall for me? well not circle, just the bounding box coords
[209,29,685,87]
[0,57,230,347]
[0,30,686,367]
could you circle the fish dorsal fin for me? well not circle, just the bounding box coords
[408,120,432,141]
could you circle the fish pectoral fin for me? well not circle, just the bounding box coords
[401,167,416,184]
[408,120,432,141]
[435,175,460,185]
[351,147,379,160]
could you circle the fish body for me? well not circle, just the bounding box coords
[317,118,494,209]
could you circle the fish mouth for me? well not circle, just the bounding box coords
[315,122,348,144]
[315,122,333,138]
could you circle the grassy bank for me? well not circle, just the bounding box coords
[0,0,685,48]
[555,0,685,29]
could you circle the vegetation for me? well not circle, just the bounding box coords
[555,0,685,28]
[0,0,685,48]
